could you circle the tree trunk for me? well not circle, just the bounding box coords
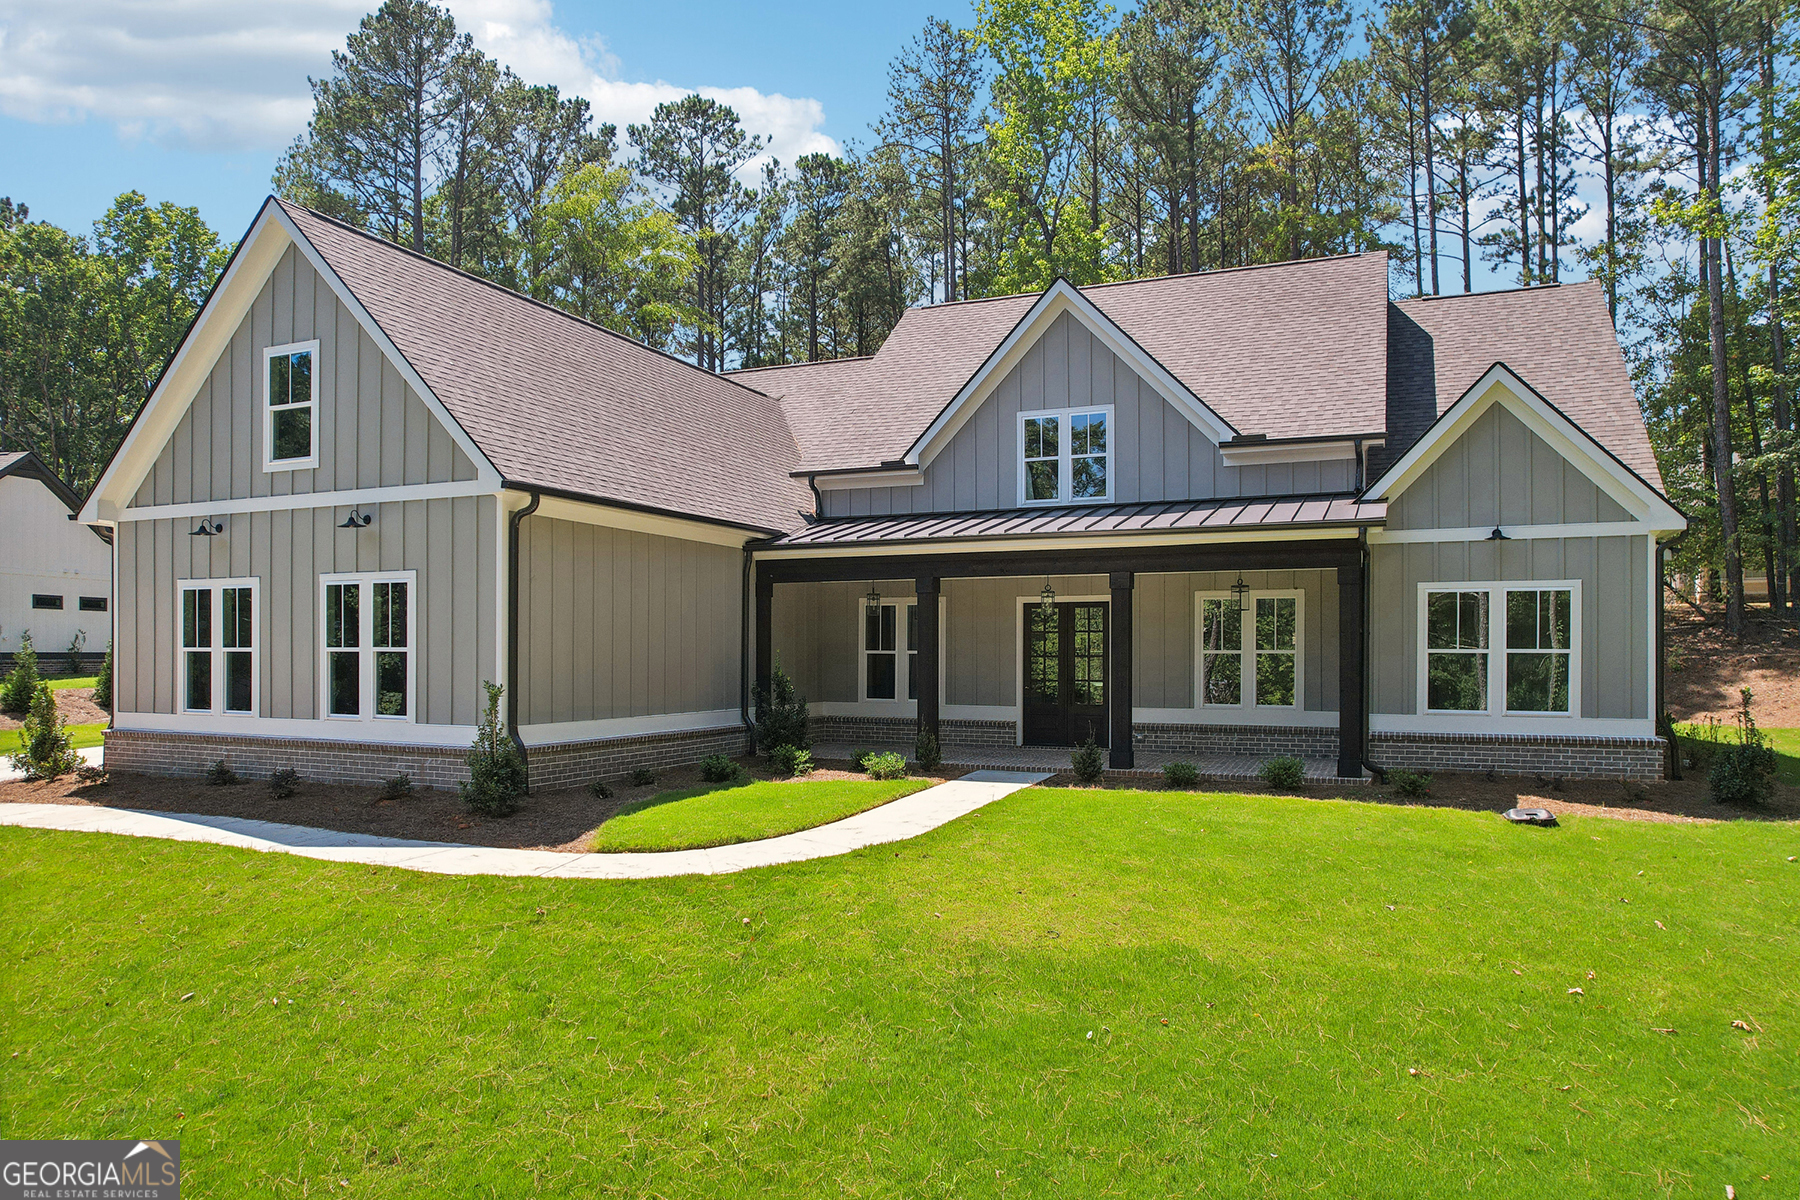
[1705,79,1745,634]
[1423,53,1439,296]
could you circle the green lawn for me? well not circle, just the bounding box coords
[590,778,929,851]
[1676,724,1800,785]
[2,789,1795,1197]
[0,721,106,755]
[45,675,98,691]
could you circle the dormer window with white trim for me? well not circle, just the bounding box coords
[264,340,320,470]
[1018,406,1112,506]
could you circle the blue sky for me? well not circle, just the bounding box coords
[1,0,953,242]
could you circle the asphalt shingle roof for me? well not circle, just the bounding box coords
[282,200,814,534]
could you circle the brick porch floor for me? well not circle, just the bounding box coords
[810,741,1369,787]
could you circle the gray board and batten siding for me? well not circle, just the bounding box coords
[115,497,500,726]
[514,515,745,727]
[820,311,1356,518]
[130,244,479,509]
[772,570,1340,712]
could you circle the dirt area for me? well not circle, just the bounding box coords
[0,687,108,731]
[1665,604,1800,726]
[0,756,968,853]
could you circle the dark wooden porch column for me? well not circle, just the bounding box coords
[915,576,941,751]
[753,569,773,750]
[1337,553,1366,780]
[1110,571,1135,769]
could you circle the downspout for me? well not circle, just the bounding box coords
[1356,525,1386,783]
[741,544,755,749]
[1656,529,1689,779]
[507,488,541,790]
[805,473,823,522]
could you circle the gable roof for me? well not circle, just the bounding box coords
[0,450,82,512]
[277,201,811,534]
[1389,281,1661,489]
[733,253,1392,472]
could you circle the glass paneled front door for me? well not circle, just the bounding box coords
[1023,601,1108,747]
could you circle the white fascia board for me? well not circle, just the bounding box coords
[1219,439,1363,467]
[529,493,757,548]
[81,203,292,524]
[906,280,1237,468]
[270,204,503,491]
[812,469,926,491]
[1365,363,1685,532]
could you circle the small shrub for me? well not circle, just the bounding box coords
[847,748,876,771]
[7,682,81,780]
[699,754,742,783]
[380,773,415,801]
[1389,768,1432,798]
[1163,761,1199,788]
[1071,732,1104,784]
[268,768,300,799]
[64,629,87,676]
[864,751,908,780]
[753,660,810,752]
[92,640,113,712]
[1,631,41,715]
[588,779,613,800]
[628,767,658,788]
[1260,756,1306,789]
[1709,688,1777,807]
[461,681,525,817]
[769,744,814,777]
[914,729,942,771]
[206,759,240,787]
[74,763,108,785]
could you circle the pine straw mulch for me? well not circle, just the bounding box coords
[1665,603,1800,726]
[0,687,108,731]
[0,756,967,854]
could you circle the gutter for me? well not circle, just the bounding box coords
[507,488,541,790]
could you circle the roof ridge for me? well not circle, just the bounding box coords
[273,196,785,406]
[907,251,1378,312]
[1397,280,1580,303]
[728,355,876,375]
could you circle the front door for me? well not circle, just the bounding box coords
[1023,601,1108,747]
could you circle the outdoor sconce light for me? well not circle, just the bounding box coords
[1038,577,1057,617]
[1487,526,1510,541]
[864,583,882,610]
[1230,572,1250,614]
[189,518,224,537]
[339,507,374,529]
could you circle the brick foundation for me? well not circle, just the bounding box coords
[1134,722,1339,760]
[809,715,1017,750]
[104,722,753,792]
[1368,730,1666,780]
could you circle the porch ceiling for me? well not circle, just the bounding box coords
[763,492,1385,550]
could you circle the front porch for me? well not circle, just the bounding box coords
[755,532,1372,780]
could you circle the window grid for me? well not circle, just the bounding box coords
[1019,406,1113,505]
[321,574,415,723]
[264,341,319,469]
[862,600,918,701]
[1195,591,1301,710]
[178,580,256,716]
[1417,583,1579,718]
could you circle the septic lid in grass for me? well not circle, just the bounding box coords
[1504,807,1558,826]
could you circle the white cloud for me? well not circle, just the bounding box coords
[0,0,837,171]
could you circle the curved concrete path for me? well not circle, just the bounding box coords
[0,770,1051,879]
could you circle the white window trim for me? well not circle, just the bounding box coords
[176,577,259,717]
[1192,590,1305,713]
[1017,404,1115,507]
[856,596,919,711]
[262,339,321,472]
[1415,580,1582,719]
[319,571,417,724]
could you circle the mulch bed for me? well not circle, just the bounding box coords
[0,687,108,731]
[0,756,967,854]
[1666,604,1800,726]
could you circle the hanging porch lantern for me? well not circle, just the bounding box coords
[1230,572,1250,615]
[1038,577,1057,619]
[865,583,882,611]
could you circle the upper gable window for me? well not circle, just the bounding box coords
[264,340,320,470]
[1019,406,1112,506]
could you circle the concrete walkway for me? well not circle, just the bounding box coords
[0,769,1050,879]
[0,746,103,784]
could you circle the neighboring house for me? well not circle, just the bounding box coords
[1,451,113,669]
[78,197,1686,788]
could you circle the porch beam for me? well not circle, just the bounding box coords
[915,576,941,753]
[1337,552,1366,780]
[755,539,1361,585]
[1109,572,1134,769]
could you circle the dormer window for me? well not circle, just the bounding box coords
[264,340,320,470]
[1018,406,1112,505]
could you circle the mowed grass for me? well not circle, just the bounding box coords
[590,778,930,852]
[2,788,1796,1197]
[1676,724,1800,785]
[0,721,107,755]
[46,675,99,691]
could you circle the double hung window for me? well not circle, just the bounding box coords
[1018,406,1112,505]
[179,579,257,715]
[863,600,918,701]
[321,573,414,721]
[1420,583,1577,716]
[264,340,319,469]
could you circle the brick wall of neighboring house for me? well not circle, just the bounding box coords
[104,723,753,792]
[1368,731,1667,780]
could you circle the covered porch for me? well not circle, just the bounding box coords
[753,500,1377,781]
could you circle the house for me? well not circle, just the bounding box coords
[77,197,1686,788]
[2,451,112,669]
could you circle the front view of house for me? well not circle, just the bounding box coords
[78,198,1686,788]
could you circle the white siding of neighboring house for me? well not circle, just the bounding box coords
[1,473,113,665]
